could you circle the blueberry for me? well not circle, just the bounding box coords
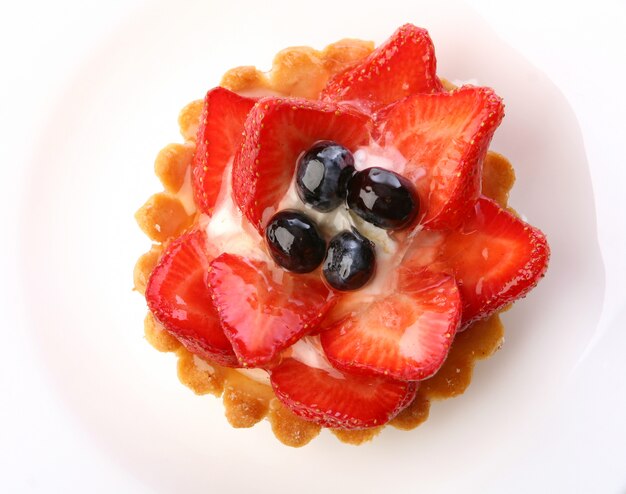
[322,230,375,291]
[295,141,355,212]
[265,210,326,273]
[346,167,419,230]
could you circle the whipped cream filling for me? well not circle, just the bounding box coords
[353,141,407,175]
[200,142,418,385]
[271,142,419,295]
[236,87,285,99]
[204,159,268,262]
[289,336,345,379]
[221,336,342,386]
[235,368,272,386]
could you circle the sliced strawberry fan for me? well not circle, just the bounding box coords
[208,253,334,367]
[320,268,462,381]
[145,230,239,367]
[375,86,505,229]
[143,23,550,432]
[321,23,444,112]
[269,358,417,429]
[230,89,504,234]
[435,197,549,326]
[233,98,373,233]
[192,87,256,215]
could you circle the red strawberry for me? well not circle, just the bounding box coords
[320,268,461,381]
[145,230,238,367]
[232,98,372,233]
[439,197,550,326]
[192,87,256,215]
[208,253,334,367]
[270,357,417,429]
[376,86,504,230]
[321,24,443,113]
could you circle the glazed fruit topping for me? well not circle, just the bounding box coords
[233,98,372,233]
[145,230,238,367]
[376,86,505,229]
[232,85,505,236]
[321,24,443,112]
[320,267,462,381]
[404,197,550,327]
[270,357,417,429]
[322,229,376,291]
[143,23,552,434]
[192,87,256,215]
[295,141,355,212]
[208,253,333,366]
[346,166,419,230]
[265,210,326,273]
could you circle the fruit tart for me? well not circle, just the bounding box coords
[134,24,550,447]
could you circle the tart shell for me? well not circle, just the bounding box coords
[134,38,516,447]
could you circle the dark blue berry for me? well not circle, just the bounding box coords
[265,210,326,273]
[295,141,355,212]
[322,230,375,291]
[346,167,419,230]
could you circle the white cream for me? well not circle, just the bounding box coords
[353,141,408,174]
[205,159,268,262]
[235,87,285,99]
[192,355,215,373]
[203,143,413,298]
[271,142,416,296]
[289,336,345,379]
[202,144,416,382]
[224,336,343,387]
[236,368,271,386]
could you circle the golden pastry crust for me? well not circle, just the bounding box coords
[154,143,195,193]
[143,312,181,353]
[220,40,375,99]
[268,399,322,447]
[178,100,204,142]
[176,350,224,396]
[133,245,163,295]
[482,151,516,208]
[135,38,516,447]
[135,192,194,242]
[331,427,382,445]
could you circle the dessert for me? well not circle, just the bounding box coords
[134,24,549,446]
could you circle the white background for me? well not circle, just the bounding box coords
[1,1,625,492]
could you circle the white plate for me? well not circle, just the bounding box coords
[5,1,626,492]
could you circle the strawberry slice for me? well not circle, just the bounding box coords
[145,230,238,367]
[320,268,461,381]
[321,24,443,113]
[232,98,372,233]
[208,253,334,367]
[439,197,550,326]
[376,86,505,230]
[192,87,256,215]
[270,357,417,429]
